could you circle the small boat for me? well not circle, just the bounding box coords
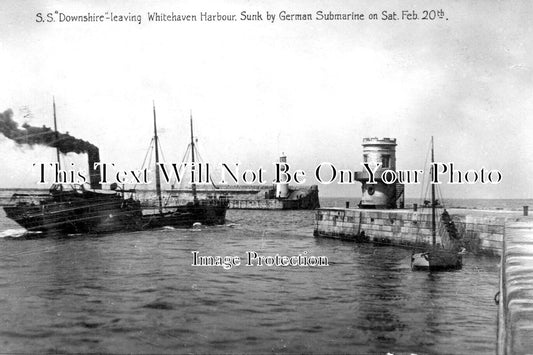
[411,246,463,271]
[411,137,464,271]
[140,103,228,228]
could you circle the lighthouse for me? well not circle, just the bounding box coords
[275,154,290,199]
[354,137,404,209]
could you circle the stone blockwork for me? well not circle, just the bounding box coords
[497,221,533,355]
[228,199,285,209]
[314,208,442,249]
[136,185,320,210]
[2,187,320,211]
[314,207,530,256]
[449,213,504,255]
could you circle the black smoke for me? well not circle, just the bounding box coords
[0,108,97,154]
[0,108,102,189]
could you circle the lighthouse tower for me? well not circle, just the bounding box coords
[354,137,403,209]
[275,154,290,199]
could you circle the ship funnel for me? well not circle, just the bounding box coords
[87,148,101,190]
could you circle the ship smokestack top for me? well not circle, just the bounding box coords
[0,108,101,189]
[87,147,101,190]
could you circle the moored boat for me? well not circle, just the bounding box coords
[411,137,464,271]
[411,246,463,271]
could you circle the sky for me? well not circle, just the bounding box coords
[0,0,532,199]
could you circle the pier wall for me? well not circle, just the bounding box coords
[449,213,508,256]
[314,208,444,249]
[136,185,320,210]
[314,208,529,256]
[497,221,533,355]
[0,186,320,210]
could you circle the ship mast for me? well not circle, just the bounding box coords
[431,136,436,246]
[53,97,61,171]
[153,101,163,214]
[190,111,198,203]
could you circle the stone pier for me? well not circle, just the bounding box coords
[497,221,533,355]
[314,207,529,256]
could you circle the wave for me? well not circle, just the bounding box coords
[0,228,38,239]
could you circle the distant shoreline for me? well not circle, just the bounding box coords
[0,187,531,201]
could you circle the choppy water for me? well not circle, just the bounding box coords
[0,204,500,354]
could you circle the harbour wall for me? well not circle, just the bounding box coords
[0,186,320,210]
[314,207,531,256]
[136,185,320,210]
[497,221,533,355]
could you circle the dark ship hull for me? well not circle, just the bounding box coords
[2,102,229,235]
[141,199,228,229]
[3,187,143,234]
[411,249,463,271]
[4,189,228,234]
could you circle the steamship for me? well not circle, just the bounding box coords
[4,184,143,234]
[1,101,227,235]
[2,101,144,234]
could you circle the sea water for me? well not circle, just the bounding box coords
[0,197,514,353]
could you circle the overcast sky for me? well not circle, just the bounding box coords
[0,0,531,199]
